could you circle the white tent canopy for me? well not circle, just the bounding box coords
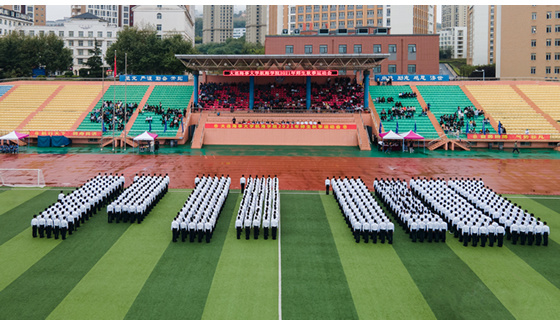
[381,130,404,140]
[133,131,157,141]
[0,131,29,141]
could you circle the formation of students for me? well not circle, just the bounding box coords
[31,173,124,240]
[0,143,19,153]
[411,177,506,247]
[332,176,394,244]
[449,178,549,246]
[107,173,169,224]
[374,178,447,243]
[235,175,280,240]
[171,175,231,243]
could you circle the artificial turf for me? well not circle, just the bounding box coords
[281,193,359,320]
[0,189,558,320]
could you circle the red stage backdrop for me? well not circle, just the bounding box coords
[223,70,338,77]
[205,123,356,130]
[467,133,550,140]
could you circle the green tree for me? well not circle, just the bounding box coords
[439,46,453,60]
[84,39,103,77]
[195,37,264,55]
[195,17,203,38]
[106,26,195,75]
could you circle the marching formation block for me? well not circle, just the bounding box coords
[235,175,280,240]
[171,175,230,243]
[107,173,169,224]
[31,173,124,240]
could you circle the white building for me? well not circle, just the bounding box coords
[467,5,499,66]
[439,27,467,59]
[0,7,33,36]
[442,5,469,29]
[71,5,133,27]
[381,5,436,34]
[132,5,195,44]
[233,27,246,39]
[17,13,119,75]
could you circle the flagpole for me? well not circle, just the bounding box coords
[112,50,116,152]
[101,64,104,151]
[124,52,127,151]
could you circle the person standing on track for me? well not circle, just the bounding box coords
[240,175,246,193]
[512,141,520,154]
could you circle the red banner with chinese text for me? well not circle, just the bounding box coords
[29,131,103,137]
[223,70,338,77]
[467,133,550,140]
[205,123,356,130]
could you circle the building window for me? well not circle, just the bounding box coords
[322,13,328,20]
[388,44,397,53]
[306,14,311,21]
[547,25,552,33]
[330,12,336,19]
[356,20,363,26]
[377,9,383,16]
[78,40,84,46]
[546,53,551,60]
[78,49,84,55]
[556,25,560,33]
[546,66,551,74]
[338,21,345,27]
[339,45,347,53]
[107,31,112,38]
[547,39,552,46]
[531,53,536,60]
[377,19,383,26]
[354,44,362,53]
[555,53,560,60]
[386,18,391,27]
[320,45,328,54]
[367,20,374,26]
[532,12,537,20]
[88,40,93,46]
[547,11,552,19]
[348,21,354,28]
[339,12,345,19]
[78,58,84,64]
[88,31,93,37]
[305,45,313,54]
[78,31,84,37]
[556,67,560,74]
[157,24,162,31]
[298,7,304,13]
[373,44,381,53]
[556,11,560,19]
[408,44,416,53]
[408,64,416,74]
[68,40,73,46]
[314,14,319,20]
[285,45,294,54]
[59,31,64,37]
[98,31,102,37]
[531,39,537,47]
[388,64,397,74]
[556,39,560,46]
[532,26,537,34]
[157,13,162,19]
[531,67,536,74]
[330,21,336,29]
[373,65,381,74]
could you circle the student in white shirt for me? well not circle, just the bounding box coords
[240,175,246,193]
[325,177,330,195]
[171,219,179,242]
[543,222,550,246]
[31,215,39,238]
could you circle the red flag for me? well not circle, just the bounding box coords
[113,52,117,77]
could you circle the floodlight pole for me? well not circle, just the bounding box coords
[475,69,485,82]
[112,50,116,152]
[101,65,104,151]
[124,53,127,151]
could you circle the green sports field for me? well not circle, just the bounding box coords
[0,188,559,320]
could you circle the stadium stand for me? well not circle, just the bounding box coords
[0,85,13,98]
[370,85,439,138]
[416,85,495,136]
[465,85,560,138]
[76,85,149,135]
[0,85,59,133]
[22,85,103,132]
[516,85,560,122]
[199,83,249,110]
[130,85,193,137]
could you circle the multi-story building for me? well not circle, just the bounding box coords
[71,5,134,27]
[1,5,46,26]
[0,7,34,36]
[132,5,195,44]
[439,27,467,59]
[283,5,436,35]
[202,5,233,44]
[233,27,246,39]
[467,5,498,66]
[498,5,560,79]
[265,28,439,76]
[18,13,119,75]
[246,5,267,45]
[442,5,468,29]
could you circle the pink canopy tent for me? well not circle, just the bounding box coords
[400,131,425,152]
[132,131,159,153]
[0,131,30,151]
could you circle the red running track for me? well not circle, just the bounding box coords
[1,154,559,195]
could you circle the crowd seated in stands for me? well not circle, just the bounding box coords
[89,101,138,131]
[439,106,489,135]
[1,142,19,154]
[141,104,186,129]
[198,78,364,112]
[380,106,417,121]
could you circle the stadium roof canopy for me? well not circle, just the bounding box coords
[175,54,389,72]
